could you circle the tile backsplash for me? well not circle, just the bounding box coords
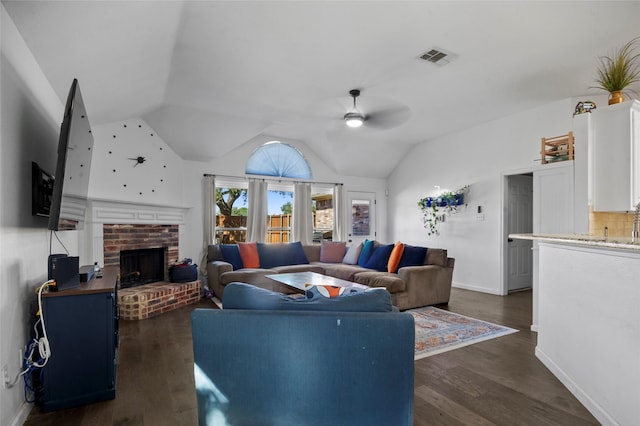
[589,207,636,237]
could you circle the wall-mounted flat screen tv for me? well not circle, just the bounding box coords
[48,79,94,231]
[32,161,54,217]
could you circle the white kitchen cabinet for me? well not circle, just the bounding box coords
[571,112,591,229]
[591,99,640,211]
[533,161,575,234]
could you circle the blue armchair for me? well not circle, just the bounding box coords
[191,306,415,425]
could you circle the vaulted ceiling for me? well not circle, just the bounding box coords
[4,1,640,178]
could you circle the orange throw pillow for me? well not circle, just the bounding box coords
[387,242,405,273]
[238,242,260,268]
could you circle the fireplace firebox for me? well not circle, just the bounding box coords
[119,247,167,288]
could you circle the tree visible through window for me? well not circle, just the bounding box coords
[215,187,247,243]
[214,142,328,243]
[214,185,334,244]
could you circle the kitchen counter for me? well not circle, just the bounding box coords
[509,233,640,251]
[514,234,640,425]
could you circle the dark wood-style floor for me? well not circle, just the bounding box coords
[24,288,598,425]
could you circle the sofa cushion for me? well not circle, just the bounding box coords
[388,242,405,273]
[342,242,363,265]
[320,263,370,281]
[220,244,243,270]
[222,282,393,312]
[398,245,428,268]
[257,242,309,268]
[426,248,448,267]
[353,271,406,293]
[363,243,394,272]
[357,240,375,267]
[302,244,321,263]
[320,241,347,263]
[238,242,260,268]
[207,244,223,262]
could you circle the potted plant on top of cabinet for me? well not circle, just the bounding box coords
[593,37,640,105]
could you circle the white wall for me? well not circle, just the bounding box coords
[0,5,76,425]
[88,119,184,205]
[387,98,577,294]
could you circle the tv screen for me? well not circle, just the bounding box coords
[48,79,94,231]
[32,161,54,217]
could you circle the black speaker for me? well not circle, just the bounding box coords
[48,254,80,291]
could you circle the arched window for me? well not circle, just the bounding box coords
[245,141,312,179]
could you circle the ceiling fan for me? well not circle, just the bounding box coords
[339,88,411,130]
[344,89,366,128]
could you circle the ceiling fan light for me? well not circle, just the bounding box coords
[344,112,365,128]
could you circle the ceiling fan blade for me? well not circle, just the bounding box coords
[364,104,411,130]
[312,91,411,132]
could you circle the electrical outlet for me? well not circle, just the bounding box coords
[2,365,9,388]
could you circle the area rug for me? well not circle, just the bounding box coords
[409,306,518,360]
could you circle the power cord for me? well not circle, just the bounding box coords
[5,280,54,389]
[31,280,53,367]
[49,230,69,255]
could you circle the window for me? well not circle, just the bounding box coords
[213,183,336,244]
[266,188,293,243]
[312,188,334,243]
[245,141,312,179]
[215,185,247,243]
[351,199,370,236]
[212,142,323,243]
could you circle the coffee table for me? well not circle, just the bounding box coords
[266,271,368,293]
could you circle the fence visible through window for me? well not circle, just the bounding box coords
[216,212,334,244]
[266,214,291,243]
[214,186,335,244]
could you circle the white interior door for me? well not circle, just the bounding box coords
[347,191,376,246]
[507,175,533,292]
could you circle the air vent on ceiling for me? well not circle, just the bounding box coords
[418,48,457,66]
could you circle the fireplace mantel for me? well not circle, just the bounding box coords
[82,199,191,267]
[88,198,190,225]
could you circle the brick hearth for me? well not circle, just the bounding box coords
[118,280,201,320]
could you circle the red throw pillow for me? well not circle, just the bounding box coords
[238,242,260,268]
[387,242,405,273]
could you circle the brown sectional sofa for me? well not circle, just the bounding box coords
[206,243,455,311]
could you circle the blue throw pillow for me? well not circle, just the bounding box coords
[363,243,394,272]
[219,244,243,270]
[223,282,393,312]
[398,245,428,268]
[357,239,375,267]
[257,242,309,268]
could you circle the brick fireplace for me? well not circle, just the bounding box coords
[83,200,201,319]
[103,224,179,282]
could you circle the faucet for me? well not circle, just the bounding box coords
[633,202,640,243]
